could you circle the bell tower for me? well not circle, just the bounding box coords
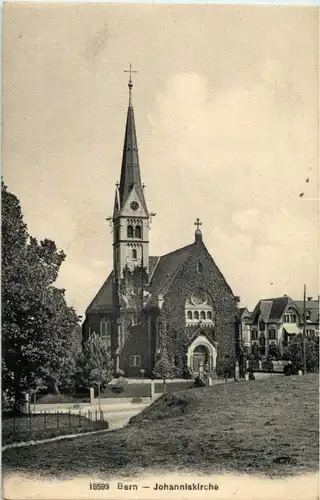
[112,65,150,285]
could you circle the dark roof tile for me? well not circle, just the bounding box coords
[145,244,194,308]
[86,272,114,314]
[294,299,319,323]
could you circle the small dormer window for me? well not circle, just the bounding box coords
[284,307,298,323]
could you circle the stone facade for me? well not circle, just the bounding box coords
[82,79,239,378]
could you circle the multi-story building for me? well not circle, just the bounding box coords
[247,295,319,356]
[238,307,252,354]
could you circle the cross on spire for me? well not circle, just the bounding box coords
[194,218,203,242]
[124,63,138,88]
[194,218,202,230]
[124,63,138,106]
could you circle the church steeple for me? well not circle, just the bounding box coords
[118,65,146,210]
[112,66,150,281]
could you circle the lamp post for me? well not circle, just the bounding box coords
[302,284,307,375]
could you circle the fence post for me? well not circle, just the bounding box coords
[29,413,32,434]
[235,361,240,381]
[13,414,16,433]
[24,393,30,414]
[68,411,71,430]
[57,411,59,430]
[95,409,97,426]
[79,410,81,427]
[44,411,47,429]
[150,380,155,402]
[90,387,95,405]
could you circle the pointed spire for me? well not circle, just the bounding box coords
[118,65,147,211]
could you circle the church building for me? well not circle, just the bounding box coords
[82,73,239,379]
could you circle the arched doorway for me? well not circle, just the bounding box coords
[188,335,217,374]
[193,345,209,372]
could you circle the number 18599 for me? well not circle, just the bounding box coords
[89,483,110,490]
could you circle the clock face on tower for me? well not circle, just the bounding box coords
[131,201,139,211]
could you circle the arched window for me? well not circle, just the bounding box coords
[127,225,133,238]
[185,290,214,325]
[135,225,142,239]
[100,318,111,349]
[132,249,137,259]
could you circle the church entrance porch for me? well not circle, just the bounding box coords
[187,334,217,375]
[192,345,209,372]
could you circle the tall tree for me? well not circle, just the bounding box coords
[2,182,80,410]
[284,333,319,373]
[76,333,114,403]
[153,349,177,393]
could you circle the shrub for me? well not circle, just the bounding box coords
[216,356,235,379]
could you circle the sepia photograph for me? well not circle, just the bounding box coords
[1,2,319,499]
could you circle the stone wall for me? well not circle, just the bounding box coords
[157,240,238,376]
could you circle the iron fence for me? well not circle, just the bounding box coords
[3,409,106,438]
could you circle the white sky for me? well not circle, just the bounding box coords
[2,3,319,317]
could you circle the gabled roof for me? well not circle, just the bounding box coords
[260,300,273,322]
[85,246,193,315]
[249,296,319,324]
[239,307,251,319]
[86,271,114,314]
[187,325,216,346]
[250,296,294,324]
[86,238,236,316]
[294,299,319,324]
[144,244,194,309]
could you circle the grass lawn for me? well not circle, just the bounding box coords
[2,413,109,446]
[101,383,151,398]
[2,374,318,478]
[36,393,90,404]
